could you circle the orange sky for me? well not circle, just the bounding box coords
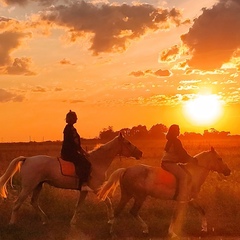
[0,0,240,142]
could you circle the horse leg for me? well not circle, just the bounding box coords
[30,183,48,224]
[70,191,88,225]
[130,197,148,234]
[9,187,32,225]
[103,196,114,224]
[189,200,207,232]
[109,192,132,235]
[168,202,188,238]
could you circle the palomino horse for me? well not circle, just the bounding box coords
[98,147,231,238]
[0,133,142,225]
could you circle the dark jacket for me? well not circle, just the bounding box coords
[61,124,82,161]
[163,138,192,163]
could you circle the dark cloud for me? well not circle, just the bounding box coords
[59,58,75,65]
[39,1,183,55]
[130,71,145,77]
[54,87,62,91]
[70,99,84,103]
[2,0,57,6]
[160,45,179,62]
[130,68,171,77]
[32,86,46,92]
[0,31,29,66]
[0,89,24,102]
[181,0,240,70]
[154,69,171,77]
[6,57,36,75]
[0,30,35,75]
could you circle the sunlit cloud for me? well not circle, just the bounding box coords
[130,68,171,77]
[38,1,184,55]
[32,86,46,92]
[129,70,145,77]
[59,58,75,65]
[180,0,240,70]
[54,87,62,91]
[0,88,24,102]
[5,57,36,75]
[184,68,226,75]
[159,44,180,62]
[70,99,85,103]
[1,0,57,6]
[154,69,171,77]
[0,17,35,75]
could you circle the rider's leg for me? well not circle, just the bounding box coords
[162,162,190,201]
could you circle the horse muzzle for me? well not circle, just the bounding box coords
[135,150,143,160]
[221,163,231,176]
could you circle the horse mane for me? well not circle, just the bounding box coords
[194,150,211,158]
[89,144,104,153]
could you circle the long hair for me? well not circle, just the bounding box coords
[164,124,179,151]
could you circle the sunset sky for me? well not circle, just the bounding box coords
[0,0,240,142]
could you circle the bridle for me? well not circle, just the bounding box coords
[192,154,222,173]
[118,139,138,159]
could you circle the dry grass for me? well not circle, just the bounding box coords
[0,138,240,240]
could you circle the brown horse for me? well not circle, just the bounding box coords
[98,147,231,238]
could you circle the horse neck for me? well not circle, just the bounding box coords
[187,154,211,189]
[89,138,120,171]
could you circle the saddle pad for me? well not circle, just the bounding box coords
[58,157,78,177]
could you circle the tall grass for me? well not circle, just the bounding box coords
[0,138,240,239]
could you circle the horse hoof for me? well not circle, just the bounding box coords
[110,233,117,239]
[168,232,180,240]
[200,230,208,237]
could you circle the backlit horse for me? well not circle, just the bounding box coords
[98,147,231,238]
[0,133,142,225]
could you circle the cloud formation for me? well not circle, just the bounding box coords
[0,89,24,102]
[6,57,35,75]
[1,0,57,6]
[0,18,35,75]
[39,1,183,55]
[59,58,75,65]
[181,0,240,70]
[130,68,171,77]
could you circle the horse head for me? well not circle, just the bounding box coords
[117,132,143,160]
[197,147,231,176]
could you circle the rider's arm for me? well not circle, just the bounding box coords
[174,139,192,163]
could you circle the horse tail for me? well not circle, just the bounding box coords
[97,168,126,201]
[0,156,26,199]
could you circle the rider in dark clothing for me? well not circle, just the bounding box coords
[161,124,197,201]
[61,110,93,192]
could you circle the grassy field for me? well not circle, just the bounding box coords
[0,138,240,240]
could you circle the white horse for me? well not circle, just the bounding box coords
[0,133,142,225]
[98,147,231,238]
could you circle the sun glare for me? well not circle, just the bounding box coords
[184,94,223,125]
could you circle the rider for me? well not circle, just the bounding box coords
[61,110,93,192]
[161,124,197,202]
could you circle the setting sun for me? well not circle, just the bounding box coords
[183,94,223,126]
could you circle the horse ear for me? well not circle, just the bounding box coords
[119,132,123,138]
[211,146,215,152]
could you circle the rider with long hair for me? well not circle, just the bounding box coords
[161,124,197,201]
[61,110,93,192]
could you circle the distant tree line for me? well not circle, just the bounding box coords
[98,125,232,140]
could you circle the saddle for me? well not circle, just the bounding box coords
[158,167,191,200]
[58,157,78,178]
